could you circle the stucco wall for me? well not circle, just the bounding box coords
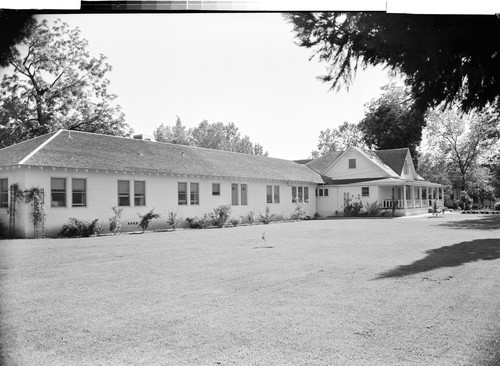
[5,166,317,237]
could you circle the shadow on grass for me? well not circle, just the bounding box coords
[437,215,500,231]
[375,238,500,279]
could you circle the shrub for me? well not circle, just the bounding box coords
[344,196,363,216]
[312,212,321,220]
[138,209,160,232]
[455,191,473,211]
[230,217,242,227]
[166,210,182,231]
[259,206,275,225]
[364,201,381,216]
[212,205,231,228]
[247,211,256,225]
[495,201,500,211]
[186,214,213,229]
[292,203,312,220]
[109,205,123,234]
[60,218,103,238]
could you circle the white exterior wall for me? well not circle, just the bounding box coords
[323,148,387,180]
[315,184,381,217]
[4,166,317,238]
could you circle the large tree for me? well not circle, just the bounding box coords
[286,12,500,112]
[153,118,268,155]
[420,106,500,192]
[359,84,425,161]
[312,121,366,157]
[0,18,130,148]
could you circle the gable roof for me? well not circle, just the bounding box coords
[0,130,323,184]
[305,151,343,174]
[373,148,409,176]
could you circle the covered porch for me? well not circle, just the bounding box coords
[377,179,444,213]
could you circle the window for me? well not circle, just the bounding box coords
[212,183,220,196]
[422,187,427,200]
[349,159,356,169]
[292,186,297,202]
[51,178,66,207]
[0,179,8,208]
[274,186,280,204]
[72,179,87,207]
[134,181,146,206]
[304,187,309,202]
[362,187,369,197]
[190,183,199,205]
[231,183,239,205]
[266,185,272,203]
[118,180,130,206]
[324,189,329,197]
[415,186,420,200]
[404,161,409,175]
[178,182,187,205]
[298,187,303,202]
[319,189,324,197]
[241,184,248,205]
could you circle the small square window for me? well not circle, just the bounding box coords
[362,187,369,197]
[349,159,356,169]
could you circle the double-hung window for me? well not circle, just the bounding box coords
[212,183,220,196]
[0,179,8,208]
[118,180,130,206]
[292,186,297,203]
[190,183,199,205]
[266,185,273,203]
[298,187,303,202]
[304,187,309,202]
[51,178,66,207]
[72,179,87,207]
[178,182,187,205]
[274,186,280,203]
[134,181,146,206]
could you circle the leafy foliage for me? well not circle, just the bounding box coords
[259,206,275,225]
[286,12,500,113]
[154,118,268,155]
[344,196,363,216]
[212,204,231,228]
[292,202,312,220]
[24,186,46,237]
[0,11,34,67]
[166,210,182,231]
[186,214,213,229]
[312,121,366,157]
[364,201,381,216]
[359,84,426,161]
[246,211,256,225]
[60,218,102,238]
[138,209,160,232]
[108,205,123,234]
[0,18,131,148]
[455,191,473,211]
[229,217,242,227]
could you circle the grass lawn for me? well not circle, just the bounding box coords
[1,214,499,365]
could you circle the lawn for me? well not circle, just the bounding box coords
[1,214,499,366]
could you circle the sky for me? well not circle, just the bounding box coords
[36,12,396,160]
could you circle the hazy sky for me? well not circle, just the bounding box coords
[37,13,395,160]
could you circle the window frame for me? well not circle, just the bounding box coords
[212,183,220,196]
[266,185,273,204]
[51,177,67,207]
[134,180,146,206]
[274,185,280,204]
[118,180,130,207]
[0,178,8,208]
[190,182,199,205]
[178,182,188,205]
[349,159,356,169]
[361,187,369,197]
[231,183,239,205]
[72,178,87,207]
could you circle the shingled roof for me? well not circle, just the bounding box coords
[373,148,409,176]
[0,130,323,184]
[305,151,343,174]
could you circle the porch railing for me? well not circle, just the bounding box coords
[382,199,404,209]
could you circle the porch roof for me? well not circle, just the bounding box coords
[323,177,444,187]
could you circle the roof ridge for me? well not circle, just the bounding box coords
[18,130,63,164]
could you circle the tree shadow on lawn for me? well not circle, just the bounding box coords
[437,215,500,231]
[375,238,500,279]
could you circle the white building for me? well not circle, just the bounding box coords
[0,130,443,238]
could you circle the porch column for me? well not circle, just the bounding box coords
[403,184,407,209]
[419,186,423,208]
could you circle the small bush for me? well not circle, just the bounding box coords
[212,205,231,228]
[364,201,381,216]
[186,214,213,229]
[167,210,182,231]
[247,211,256,225]
[455,191,473,211]
[494,201,500,211]
[312,212,321,220]
[60,218,103,238]
[109,205,123,234]
[259,206,275,225]
[229,217,242,227]
[344,196,363,216]
[138,209,160,232]
[292,203,312,220]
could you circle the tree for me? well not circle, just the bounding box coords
[420,105,500,192]
[312,121,366,157]
[286,12,500,112]
[154,118,268,155]
[0,18,130,148]
[153,116,192,145]
[359,84,425,161]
